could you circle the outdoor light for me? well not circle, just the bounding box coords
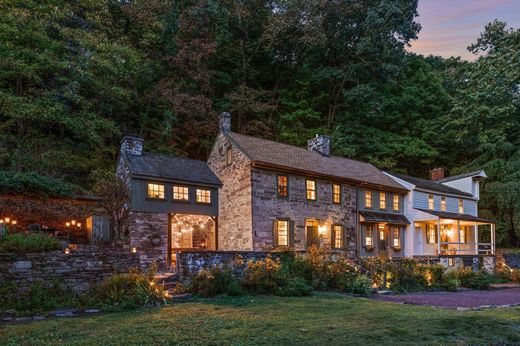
[132,247,137,253]
[66,222,71,227]
[11,220,17,225]
[77,223,81,228]
[318,224,327,235]
[0,220,3,224]
[71,220,76,226]
[64,248,70,254]
[4,217,10,223]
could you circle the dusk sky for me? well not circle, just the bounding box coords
[409,0,520,60]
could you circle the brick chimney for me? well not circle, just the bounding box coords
[219,112,231,132]
[430,167,445,181]
[307,134,331,157]
[120,135,144,156]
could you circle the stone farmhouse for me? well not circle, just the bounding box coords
[118,112,495,270]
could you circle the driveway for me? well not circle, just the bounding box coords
[372,288,520,309]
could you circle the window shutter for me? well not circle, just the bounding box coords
[331,226,336,249]
[289,220,295,248]
[273,220,279,247]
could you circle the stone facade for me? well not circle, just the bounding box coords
[503,252,520,269]
[0,248,139,293]
[207,132,253,250]
[128,211,169,269]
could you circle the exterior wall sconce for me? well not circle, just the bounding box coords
[64,248,70,254]
[132,247,137,253]
[318,224,328,235]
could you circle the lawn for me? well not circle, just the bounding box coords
[1,293,519,345]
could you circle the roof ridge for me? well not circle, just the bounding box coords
[386,171,473,197]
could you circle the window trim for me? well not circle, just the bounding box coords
[365,191,372,209]
[379,192,386,210]
[392,227,401,249]
[147,182,166,200]
[426,224,437,244]
[428,194,434,210]
[306,179,317,201]
[332,224,344,249]
[276,174,289,199]
[332,184,341,205]
[393,194,399,211]
[195,188,212,204]
[458,198,464,213]
[274,218,290,247]
[364,224,374,249]
[173,185,190,202]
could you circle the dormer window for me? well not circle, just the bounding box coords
[428,194,434,210]
[147,183,165,199]
[458,199,464,213]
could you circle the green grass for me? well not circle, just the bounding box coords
[1,293,519,345]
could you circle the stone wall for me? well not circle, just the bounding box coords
[504,252,520,269]
[207,132,253,250]
[251,168,358,257]
[0,248,139,293]
[128,211,169,269]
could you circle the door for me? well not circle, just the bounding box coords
[378,224,388,251]
[306,219,319,249]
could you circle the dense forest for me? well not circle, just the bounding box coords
[1,0,519,246]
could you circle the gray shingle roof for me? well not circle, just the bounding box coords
[437,170,486,183]
[416,209,494,223]
[225,132,406,191]
[359,211,410,224]
[388,172,473,197]
[123,152,222,186]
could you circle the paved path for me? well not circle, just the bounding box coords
[372,288,520,309]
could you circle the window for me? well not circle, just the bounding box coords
[226,147,232,165]
[275,220,289,246]
[332,184,341,204]
[447,258,454,267]
[393,195,399,211]
[196,189,211,203]
[380,193,386,209]
[173,186,189,201]
[458,199,464,213]
[426,224,436,244]
[365,191,372,208]
[277,175,289,198]
[306,179,317,201]
[441,196,446,211]
[147,183,164,199]
[392,227,400,248]
[428,194,434,210]
[332,225,343,249]
[459,228,466,243]
[365,225,373,247]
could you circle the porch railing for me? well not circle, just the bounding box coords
[438,242,494,256]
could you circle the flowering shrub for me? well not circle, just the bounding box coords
[192,266,243,297]
[242,256,284,294]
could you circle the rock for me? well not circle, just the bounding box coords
[33,316,45,321]
[15,317,32,322]
[12,261,32,271]
[456,307,469,311]
[84,309,101,314]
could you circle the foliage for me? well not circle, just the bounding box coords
[440,268,460,291]
[276,277,312,297]
[457,267,493,290]
[0,233,61,253]
[242,256,285,294]
[0,171,85,198]
[344,275,372,296]
[192,266,243,297]
[388,259,428,292]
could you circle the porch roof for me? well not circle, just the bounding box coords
[359,211,410,225]
[415,209,494,223]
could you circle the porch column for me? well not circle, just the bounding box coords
[457,220,461,254]
[491,223,495,255]
[437,219,441,256]
[474,222,478,255]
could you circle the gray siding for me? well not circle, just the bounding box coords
[412,191,477,216]
[358,189,404,213]
[130,178,218,216]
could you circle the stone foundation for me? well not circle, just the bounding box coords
[503,252,520,269]
[129,211,169,269]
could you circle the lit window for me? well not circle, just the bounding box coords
[306,180,316,201]
[441,196,446,211]
[393,227,400,248]
[333,225,343,249]
[426,224,436,244]
[448,258,454,267]
[458,199,464,213]
[332,184,341,204]
[365,226,373,247]
[393,195,399,211]
[380,193,386,209]
[276,220,289,246]
[459,228,466,243]
[226,147,232,165]
[277,175,288,198]
[173,186,189,201]
[196,189,211,203]
[365,191,372,208]
[428,194,434,210]
[147,183,164,199]
[379,224,386,240]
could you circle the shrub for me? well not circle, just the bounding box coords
[512,269,520,283]
[242,256,284,294]
[417,264,444,288]
[0,233,61,253]
[441,268,460,291]
[192,266,242,297]
[345,275,372,296]
[277,278,312,297]
[457,267,493,290]
[389,259,427,292]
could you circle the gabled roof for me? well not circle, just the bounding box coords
[387,172,474,198]
[224,132,406,191]
[437,170,487,183]
[123,152,222,186]
[416,209,494,223]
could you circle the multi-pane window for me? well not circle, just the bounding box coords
[459,228,466,243]
[147,183,165,199]
[441,196,446,211]
[196,189,211,203]
[276,220,289,246]
[458,199,464,213]
[426,224,436,244]
[277,175,289,198]
[393,194,399,211]
[428,194,434,210]
[173,186,189,201]
[306,180,317,200]
[365,225,373,247]
[226,147,232,165]
[380,193,386,209]
[392,227,400,248]
[332,184,341,204]
[333,225,343,249]
[365,191,372,208]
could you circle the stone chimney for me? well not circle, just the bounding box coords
[307,134,331,156]
[430,167,445,181]
[120,135,144,156]
[219,112,231,132]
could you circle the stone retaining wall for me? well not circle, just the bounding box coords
[504,252,520,269]
[0,248,139,293]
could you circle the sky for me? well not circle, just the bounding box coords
[409,0,520,60]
